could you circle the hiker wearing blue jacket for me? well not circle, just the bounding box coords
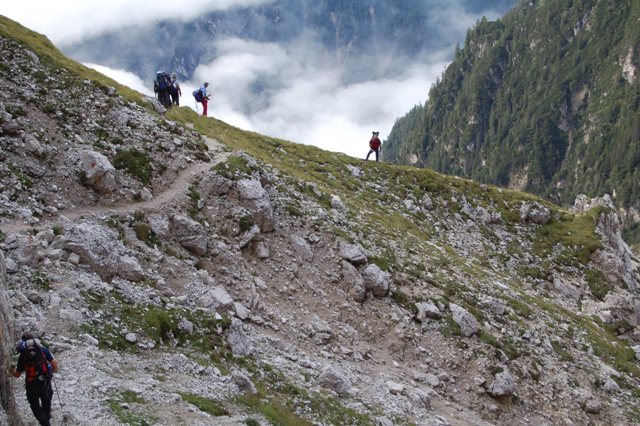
[193,82,211,116]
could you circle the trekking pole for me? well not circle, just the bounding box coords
[52,375,65,422]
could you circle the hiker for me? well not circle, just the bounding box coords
[8,333,59,426]
[170,73,182,106]
[365,131,382,162]
[155,71,173,108]
[193,82,211,116]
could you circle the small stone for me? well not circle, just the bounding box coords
[125,333,137,343]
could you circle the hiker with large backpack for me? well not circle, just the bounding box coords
[8,333,59,426]
[365,131,382,162]
[193,82,211,116]
[155,71,173,108]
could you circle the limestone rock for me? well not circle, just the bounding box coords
[449,303,479,337]
[317,366,351,396]
[341,261,365,302]
[361,264,390,297]
[487,369,516,397]
[79,150,117,194]
[520,201,551,224]
[290,235,313,261]
[170,215,207,256]
[339,242,367,265]
[416,300,442,321]
[226,319,253,356]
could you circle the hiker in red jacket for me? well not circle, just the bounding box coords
[366,131,382,162]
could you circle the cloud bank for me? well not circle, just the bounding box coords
[185,37,448,158]
[0,0,272,45]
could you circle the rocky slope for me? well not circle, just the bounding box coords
[2,16,640,426]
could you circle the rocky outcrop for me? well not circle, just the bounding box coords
[573,195,640,291]
[0,252,21,425]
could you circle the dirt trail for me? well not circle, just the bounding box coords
[1,136,227,235]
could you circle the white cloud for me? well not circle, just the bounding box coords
[0,0,272,45]
[186,37,448,158]
[84,63,154,96]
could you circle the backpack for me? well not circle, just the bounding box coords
[23,341,52,385]
[156,72,170,91]
[193,89,203,102]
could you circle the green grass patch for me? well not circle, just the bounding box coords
[106,390,155,426]
[178,392,229,417]
[532,207,605,265]
[113,149,153,184]
[584,268,613,301]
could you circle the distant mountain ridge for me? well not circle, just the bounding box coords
[384,0,640,231]
[62,0,517,82]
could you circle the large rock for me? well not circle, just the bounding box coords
[487,369,516,397]
[200,172,232,197]
[226,319,253,356]
[0,252,20,423]
[449,303,480,337]
[339,242,367,265]
[79,150,117,194]
[341,261,365,302]
[290,236,313,261]
[58,223,132,282]
[198,286,235,312]
[317,366,351,396]
[416,301,442,321]
[361,264,390,297]
[170,215,207,256]
[520,201,551,224]
[235,179,275,233]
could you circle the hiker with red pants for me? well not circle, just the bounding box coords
[366,131,382,162]
[193,82,211,116]
[8,333,59,426]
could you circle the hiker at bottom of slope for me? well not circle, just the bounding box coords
[366,131,382,162]
[8,333,59,426]
[193,82,211,116]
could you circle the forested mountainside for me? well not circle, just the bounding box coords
[384,0,640,235]
[63,0,517,82]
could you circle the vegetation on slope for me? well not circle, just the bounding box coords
[384,0,640,213]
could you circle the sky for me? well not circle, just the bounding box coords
[0,0,509,158]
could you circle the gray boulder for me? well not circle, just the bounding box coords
[341,261,366,302]
[79,150,117,194]
[317,366,351,396]
[200,172,232,196]
[58,223,127,282]
[232,370,257,394]
[339,242,367,265]
[290,235,313,261]
[361,264,390,297]
[519,201,551,224]
[226,319,253,356]
[449,303,479,337]
[170,215,207,256]
[486,369,516,397]
[236,179,275,233]
[416,301,442,321]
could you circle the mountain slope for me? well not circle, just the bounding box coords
[1,16,640,426]
[384,0,640,225]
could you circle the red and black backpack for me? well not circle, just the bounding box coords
[23,341,52,384]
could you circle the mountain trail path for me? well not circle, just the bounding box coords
[1,136,228,235]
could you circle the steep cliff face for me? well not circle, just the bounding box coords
[385,0,640,219]
[0,251,21,426]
